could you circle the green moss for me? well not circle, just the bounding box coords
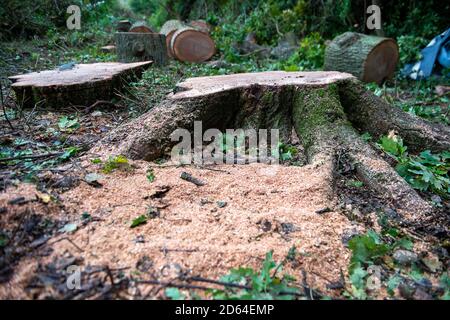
[292,85,348,147]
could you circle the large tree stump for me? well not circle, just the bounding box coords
[98,71,450,219]
[115,32,167,66]
[324,32,398,85]
[9,61,152,108]
[170,27,216,62]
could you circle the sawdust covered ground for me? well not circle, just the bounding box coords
[0,160,360,299]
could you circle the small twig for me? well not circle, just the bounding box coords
[0,151,63,162]
[47,236,84,252]
[160,247,199,256]
[136,279,214,291]
[84,100,121,113]
[0,82,14,131]
[104,266,116,286]
[180,171,205,186]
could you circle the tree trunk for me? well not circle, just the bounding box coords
[324,32,398,85]
[170,27,215,62]
[115,32,167,66]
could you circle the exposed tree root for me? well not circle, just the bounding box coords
[96,71,445,218]
[339,79,450,153]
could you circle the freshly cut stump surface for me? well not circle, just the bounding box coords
[9,61,152,108]
[170,27,215,62]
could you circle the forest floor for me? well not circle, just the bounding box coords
[0,39,449,300]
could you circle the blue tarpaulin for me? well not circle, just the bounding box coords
[402,28,450,80]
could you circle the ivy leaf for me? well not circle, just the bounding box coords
[387,275,402,296]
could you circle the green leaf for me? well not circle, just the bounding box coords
[165,288,186,300]
[393,238,414,250]
[146,167,155,182]
[346,179,364,188]
[102,155,131,173]
[361,132,372,142]
[386,275,402,296]
[59,147,79,161]
[58,116,80,132]
[349,267,367,289]
[348,231,389,272]
[130,215,147,228]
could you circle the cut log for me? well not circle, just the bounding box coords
[129,21,154,33]
[97,71,448,219]
[9,61,152,108]
[115,32,167,66]
[188,20,212,33]
[324,32,398,85]
[235,32,271,59]
[160,20,187,57]
[170,27,216,62]
[116,20,132,32]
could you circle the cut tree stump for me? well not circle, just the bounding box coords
[98,71,450,219]
[115,32,167,66]
[129,21,154,33]
[170,27,215,62]
[160,20,187,57]
[9,61,152,108]
[324,32,398,85]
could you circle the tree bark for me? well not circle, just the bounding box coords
[115,32,167,66]
[9,61,152,108]
[339,79,450,153]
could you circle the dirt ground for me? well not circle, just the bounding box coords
[0,158,366,299]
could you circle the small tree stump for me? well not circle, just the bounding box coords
[160,20,187,57]
[115,32,167,66]
[170,27,215,62]
[129,21,154,33]
[9,61,152,108]
[323,32,398,85]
